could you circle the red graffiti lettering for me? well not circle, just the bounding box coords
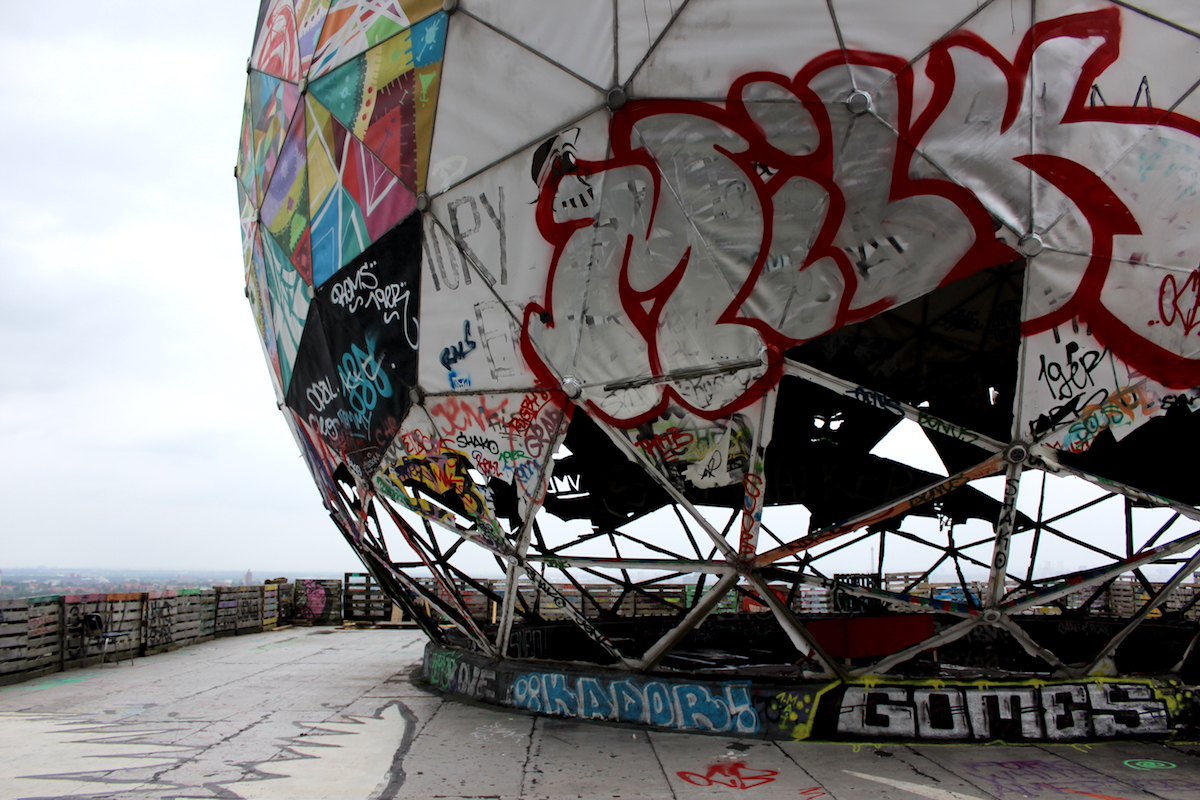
[473,454,503,478]
[1049,787,1136,800]
[522,419,553,459]
[400,429,448,456]
[739,473,766,554]
[429,396,510,436]
[634,427,696,463]
[1157,269,1200,335]
[677,762,778,790]
[506,392,551,434]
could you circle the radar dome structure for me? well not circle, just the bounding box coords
[238,0,1200,705]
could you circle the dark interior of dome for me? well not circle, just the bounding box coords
[513,260,1027,533]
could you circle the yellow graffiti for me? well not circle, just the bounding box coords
[769,682,840,741]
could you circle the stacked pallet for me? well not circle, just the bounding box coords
[215,587,263,637]
[174,590,216,646]
[262,584,279,630]
[0,595,61,686]
[266,581,294,625]
[294,579,342,625]
[143,591,178,655]
[343,573,391,623]
[0,581,346,689]
[60,593,142,670]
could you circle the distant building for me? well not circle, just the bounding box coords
[243,570,253,587]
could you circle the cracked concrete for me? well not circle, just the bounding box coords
[1,628,1199,799]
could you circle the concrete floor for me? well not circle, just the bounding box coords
[1,627,1199,799]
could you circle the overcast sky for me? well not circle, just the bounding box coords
[0,1,365,575]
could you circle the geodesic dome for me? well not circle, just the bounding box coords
[238,0,1200,685]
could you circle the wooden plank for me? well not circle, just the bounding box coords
[0,621,29,638]
[0,656,32,674]
[0,608,33,624]
[344,572,394,624]
[262,585,278,630]
[143,593,177,655]
[0,658,32,672]
[236,588,263,634]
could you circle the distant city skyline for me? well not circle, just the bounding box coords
[0,566,355,601]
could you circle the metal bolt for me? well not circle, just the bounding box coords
[416,193,431,213]
[561,376,583,399]
[1018,232,1044,257]
[607,87,627,111]
[846,89,872,115]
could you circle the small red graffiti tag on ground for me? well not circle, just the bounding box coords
[677,762,779,789]
[1048,786,1135,800]
[798,788,829,798]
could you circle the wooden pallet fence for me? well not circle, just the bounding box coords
[461,588,497,622]
[0,595,62,686]
[214,590,237,637]
[175,589,216,646]
[269,582,294,625]
[0,582,342,688]
[294,579,342,625]
[24,596,61,680]
[236,587,263,634]
[143,591,177,655]
[214,587,263,637]
[344,573,392,623]
[61,593,142,670]
[140,590,217,654]
[262,584,278,630]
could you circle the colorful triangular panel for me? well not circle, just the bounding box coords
[247,231,285,401]
[295,0,332,77]
[262,231,314,393]
[398,0,442,26]
[305,95,418,286]
[261,106,314,285]
[238,181,258,277]
[249,71,302,204]
[309,0,428,80]
[251,0,302,83]
[237,82,257,200]
[308,13,446,193]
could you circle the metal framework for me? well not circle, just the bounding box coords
[318,290,1200,681]
[237,0,1200,689]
